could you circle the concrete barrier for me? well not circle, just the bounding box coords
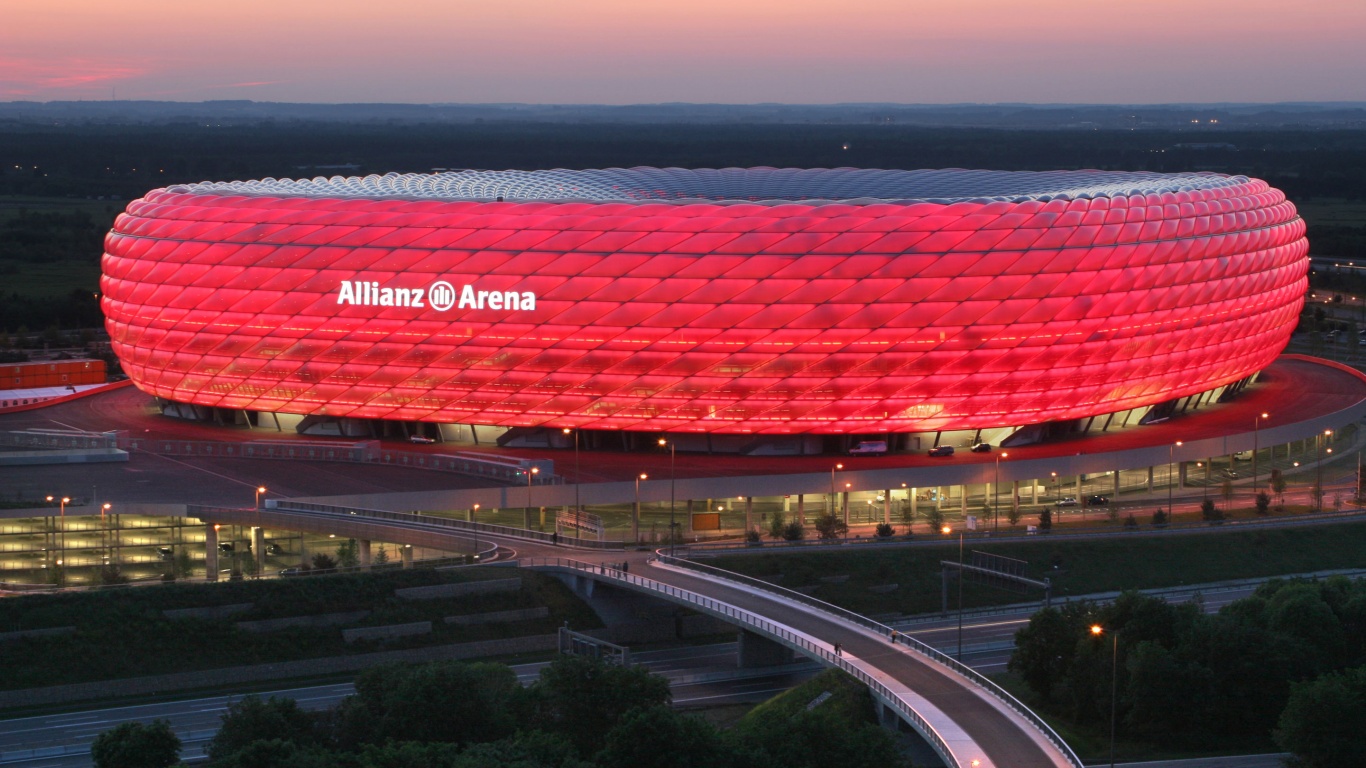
[394,578,521,601]
[342,621,433,644]
[236,611,371,633]
[163,603,254,621]
[444,607,549,626]
[0,626,74,642]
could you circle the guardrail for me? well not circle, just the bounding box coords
[655,553,1084,768]
[518,557,962,768]
[0,429,121,450]
[263,501,623,550]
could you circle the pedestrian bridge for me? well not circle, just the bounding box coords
[521,556,1081,768]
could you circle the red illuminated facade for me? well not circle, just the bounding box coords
[101,168,1308,434]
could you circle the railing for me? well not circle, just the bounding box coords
[0,429,120,450]
[261,501,623,550]
[518,557,961,768]
[655,553,1084,768]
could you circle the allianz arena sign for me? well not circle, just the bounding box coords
[101,167,1307,434]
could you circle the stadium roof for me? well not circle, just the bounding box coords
[171,167,1250,205]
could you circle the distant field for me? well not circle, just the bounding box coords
[1298,199,1366,228]
[0,196,123,299]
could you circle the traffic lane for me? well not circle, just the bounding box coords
[644,561,1060,768]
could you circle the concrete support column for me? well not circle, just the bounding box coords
[1032,481,1039,504]
[910,489,918,519]
[252,527,265,577]
[205,524,219,582]
[883,491,891,525]
[737,629,796,668]
[1113,471,1121,497]
[842,491,850,526]
[744,497,753,533]
[402,545,413,568]
[796,494,805,526]
[1013,480,1021,512]
[1179,462,1188,487]
[1147,466,1155,493]
[359,539,372,569]
[1075,475,1083,497]
[959,485,966,514]
[686,499,694,534]
[631,501,640,544]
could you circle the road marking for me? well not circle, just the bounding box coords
[141,453,268,490]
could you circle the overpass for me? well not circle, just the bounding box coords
[187,502,1079,767]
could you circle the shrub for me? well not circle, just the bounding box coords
[874,522,894,538]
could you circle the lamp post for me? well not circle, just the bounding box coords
[471,503,480,560]
[1168,441,1183,523]
[1317,429,1332,512]
[1253,412,1269,500]
[659,439,676,556]
[633,473,647,544]
[830,463,843,518]
[254,486,267,508]
[563,428,580,530]
[101,502,112,566]
[993,452,1008,532]
[943,525,964,661]
[1091,624,1119,768]
[46,495,70,569]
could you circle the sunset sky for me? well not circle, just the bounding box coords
[4,0,1365,104]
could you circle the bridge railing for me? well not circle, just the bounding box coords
[518,557,960,768]
[265,501,623,550]
[656,553,1084,768]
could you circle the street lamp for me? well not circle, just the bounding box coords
[1168,441,1183,523]
[1091,624,1119,768]
[1317,429,1332,512]
[563,428,580,529]
[471,503,480,560]
[634,473,647,544]
[659,438,676,556]
[943,524,965,661]
[101,502,112,565]
[255,486,267,508]
[993,452,1008,532]
[46,495,70,568]
[1253,412,1269,500]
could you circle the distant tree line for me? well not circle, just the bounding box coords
[92,659,908,768]
[1009,578,1366,766]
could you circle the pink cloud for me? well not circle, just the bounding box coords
[0,57,146,97]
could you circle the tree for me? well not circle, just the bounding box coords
[1271,470,1287,506]
[173,549,194,579]
[781,521,804,541]
[208,696,318,761]
[373,546,390,565]
[596,706,727,768]
[1007,503,1022,527]
[766,511,786,541]
[310,552,338,571]
[91,720,181,768]
[1037,507,1052,532]
[1123,513,1139,530]
[526,656,671,756]
[812,511,848,540]
[1151,507,1168,528]
[874,522,894,538]
[1200,498,1223,523]
[337,538,359,569]
[1275,665,1366,768]
[745,528,762,545]
[1009,605,1091,701]
[1255,491,1271,515]
[349,661,521,747]
[924,506,945,534]
[1221,478,1234,508]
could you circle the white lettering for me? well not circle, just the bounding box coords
[411,288,425,307]
[488,291,503,310]
[459,284,476,309]
[521,291,535,310]
[338,281,355,305]
[339,279,535,312]
[379,287,395,307]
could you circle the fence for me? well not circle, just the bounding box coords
[0,429,121,450]
[653,553,1084,768]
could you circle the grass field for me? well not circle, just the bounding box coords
[0,196,124,299]
[707,521,1366,617]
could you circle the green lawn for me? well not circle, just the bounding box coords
[708,521,1366,617]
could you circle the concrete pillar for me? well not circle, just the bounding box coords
[883,491,891,525]
[783,495,791,513]
[1113,471,1121,497]
[842,491,850,526]
[686,499,694,534]
[1147,466,1155,493]
[205,524,219,582]
[959,485,966,514]
[402,545,414,569]
[631,501,640,544]
[910,489,918,518]
[737,630,796,668]
[1179,462,1188,487]
[744,497,753,532]
[359,539,372,569]
[252,527,265,577]
[1075,475,1083,497]
[1032,481,1039,504]
[796,494,805,526]
[1012,480,1021,512]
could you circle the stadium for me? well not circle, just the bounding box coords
[100,167,1308,451]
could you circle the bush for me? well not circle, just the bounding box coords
[1123,513,1139,530]
[874,522,894,538]
[813,512,848,540]
[1275,665,1366,768]
[1255,491,1271,515]
[1152,508,1168,528]
[744,529,762,545]
[767,511,787,540]
[781,521,805,541]
[1200,498,1224,523]
[1038,508,1052,532]
[92,720,180,768]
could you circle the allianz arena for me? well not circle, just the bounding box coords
[101,167,1307,438]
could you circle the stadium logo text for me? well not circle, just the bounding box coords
[336,280,537,312]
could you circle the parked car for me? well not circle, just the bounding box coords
[1085,495,1109,506]
[409,434,436,444]
[1233,450,1253,461]
[970,442,992,453]
[218,542,234,553]
[928,445,955,457]
[849,440,888,456]
[157,546,174,560]
[1056,496,1079,507]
